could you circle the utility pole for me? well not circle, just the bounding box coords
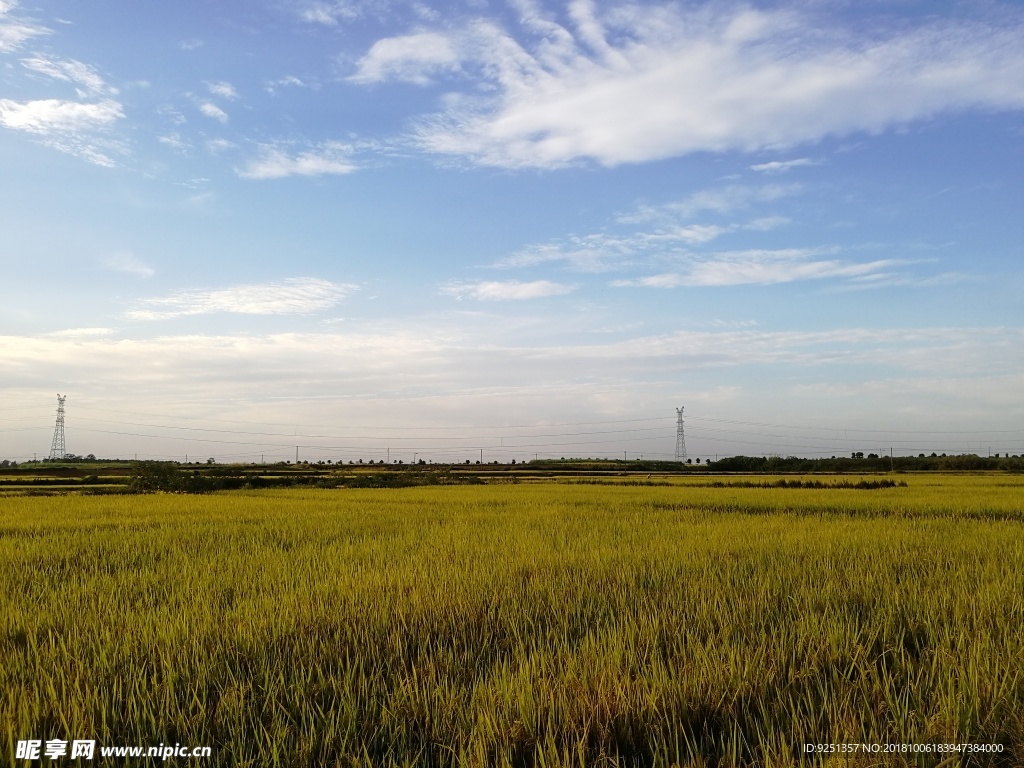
[295,446,298,464]
[480,448,483,464]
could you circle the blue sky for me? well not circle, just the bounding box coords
[2,0,1023,463]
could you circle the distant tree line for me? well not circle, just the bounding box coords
[707,454,1024,472]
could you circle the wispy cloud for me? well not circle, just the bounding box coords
[750,158,819,174]
[44,327,115,338]
[206,81,238,100]
[0,1,49,53]
[102,251,154,279]
[441,279,576,300]
[612,249,901,288]
[199,102,228,123]
[158,133,189,152]
[0,97,124,165]
[498,236,639,273]
[206,138,236,154]
[618,185,801,224]
[3,47,124,167]
[20,56,113,95]
[237,141,358,179]
[298,1,368,26]
[351,5,1024,169]
[496,185,798,273]
[127,278,358,320]
[265,75,316,94]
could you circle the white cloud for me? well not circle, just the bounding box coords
[158,133,189,151]
[199,102,228,123]
[206,138,236,153]
[619,185,801,224]
[127,278,357,320]
[496,187,795,273]
[0,97,124,164]
[745,216,790,231]
[21,56,112,95]
[612,249,901,288]
[299,1,367,26]
[265,75,316,94]
[44,327,115,338]
[237,142,358,179]
[498,236,638,273]
[750,158,819,174]
[0,2,48,52]
[441,279,576,300]
[352,5,1024,168]
[206,81,238,100]
[502,224,739,273]
[0,98,122,134]
[350,32,460,85]
[102,252,155,279]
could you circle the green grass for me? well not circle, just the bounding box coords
[2,478,1023,766]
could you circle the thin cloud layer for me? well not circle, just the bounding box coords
[441,279,576,300]
[496,184,799,275]
[618,185,801,224]
[237,142,358,179]
[103,252,155,279]
[127,278,358,320]
[4,325,1022,397]
[614,250,900,288]
[349,4,1024,168]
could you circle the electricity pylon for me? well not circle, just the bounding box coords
[675,406,687,462]
[48,394,66,460]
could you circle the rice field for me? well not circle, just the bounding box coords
[2,476,1023,766]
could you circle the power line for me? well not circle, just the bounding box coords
[72,405,670,431]
[62,416,669,441]
[686,415,1024,435]
[68,426,676,452]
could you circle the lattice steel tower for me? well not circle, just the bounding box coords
[674,406,687,462]
[48,394,66,460]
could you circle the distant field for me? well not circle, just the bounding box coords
[2,478,1023,766]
